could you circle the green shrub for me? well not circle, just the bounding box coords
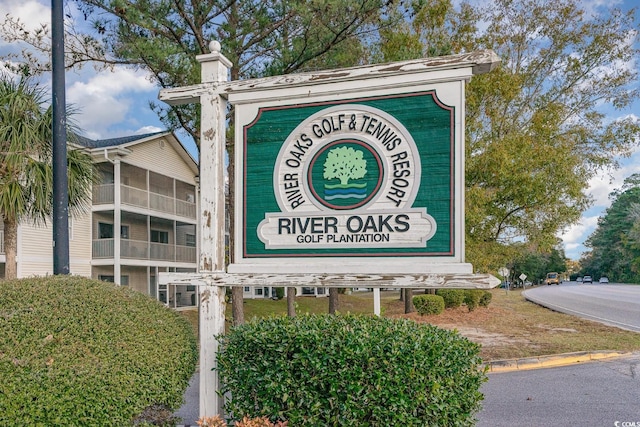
[435,289,466,308]
[413,294,445,315]
[0,276,198,426]
[274,287,285,300]
[479,290,493,307]
[464,289,486,312]
[217,314,486,426]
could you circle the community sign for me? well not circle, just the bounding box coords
[226,52,499,275]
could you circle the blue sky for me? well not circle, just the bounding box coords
[0,0,638,262]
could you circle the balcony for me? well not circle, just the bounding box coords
[93,184,196,220]
[92,238,196,263]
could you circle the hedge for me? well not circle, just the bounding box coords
[217,314,486,426]
[479,291,492,307]
[435,289,466,308]
[0,276,198,426]
[464,290,485,312]
[412,294,445,315]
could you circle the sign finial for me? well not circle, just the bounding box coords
[209,40,221,53]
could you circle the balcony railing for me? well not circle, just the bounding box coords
[93,184,114,204]
[121,185,148,209]
[92,238,196,263]
[92,183,196,220]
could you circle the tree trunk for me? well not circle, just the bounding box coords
[329,288,339,314]
[3,217,18,280]
[231,286,244,326]
[287,287,296,317]
[404,288,414,313]
[226,155,245,326]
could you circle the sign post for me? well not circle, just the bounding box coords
[498,267,509,294]
[159,44,501,419]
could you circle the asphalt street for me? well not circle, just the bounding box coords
[524,281,640,332]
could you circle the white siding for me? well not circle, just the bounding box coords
[123,138,196,184]
[70,212,92,277]
[18,213,92,278]
[19,221,53,277]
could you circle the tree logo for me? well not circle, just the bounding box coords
[307,141,382,210]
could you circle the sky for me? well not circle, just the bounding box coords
[0,0,639,262]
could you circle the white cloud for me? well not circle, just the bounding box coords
[67,67,157,138]
[135,125,163,135]
[0,1,50,33]
[560,215,600,259]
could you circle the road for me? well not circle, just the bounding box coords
[523,281,640,332]
[477,352,640,427]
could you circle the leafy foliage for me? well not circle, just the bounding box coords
[464,290,486,312]
[435,289,466,308]
[413,294,445,315]
[464,0,640,270]
[479,291,492,308]
[217,314,486,426]
[582,175,640,282]
[509,247,568,285]
[0,276,198,426]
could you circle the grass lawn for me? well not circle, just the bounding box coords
[180,287,640,361]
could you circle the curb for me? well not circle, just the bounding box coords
[484,350,632,373]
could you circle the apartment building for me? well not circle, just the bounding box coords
[0,131,199,308]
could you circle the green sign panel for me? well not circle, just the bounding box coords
[242,91,454,258]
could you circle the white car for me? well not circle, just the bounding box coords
[599,277,609,284]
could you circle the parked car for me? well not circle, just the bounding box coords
[599,277,609,284]
[576,277,583,282]
[583,275,593,284]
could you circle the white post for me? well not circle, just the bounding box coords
[373,288,381,316]
[196,41,232,419]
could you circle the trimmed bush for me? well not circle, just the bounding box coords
[464,289,486,312]
[479,290,493,307]
[274,287,285,300]
[413,294,445,315]
[217,314,486,426]
[435,289,466,308]
[0,276,198,426]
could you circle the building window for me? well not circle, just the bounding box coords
[186,234,196,247]
[98,275,129,285]
[99,222,113,239]
[254,288,263,296]
[151,229,169,244]
[99,223,129,239]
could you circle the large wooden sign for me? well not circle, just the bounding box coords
[226,56,497,275]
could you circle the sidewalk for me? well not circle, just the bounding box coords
[173,369,199,426]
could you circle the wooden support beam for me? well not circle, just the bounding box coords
[159,272,500,289]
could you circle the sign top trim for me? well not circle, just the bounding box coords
[159,50,500,106]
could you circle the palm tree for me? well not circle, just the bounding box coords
[0,75,94,280]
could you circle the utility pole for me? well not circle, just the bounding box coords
[51,0,70,274]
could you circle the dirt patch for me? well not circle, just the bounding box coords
[390,306,532,354]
